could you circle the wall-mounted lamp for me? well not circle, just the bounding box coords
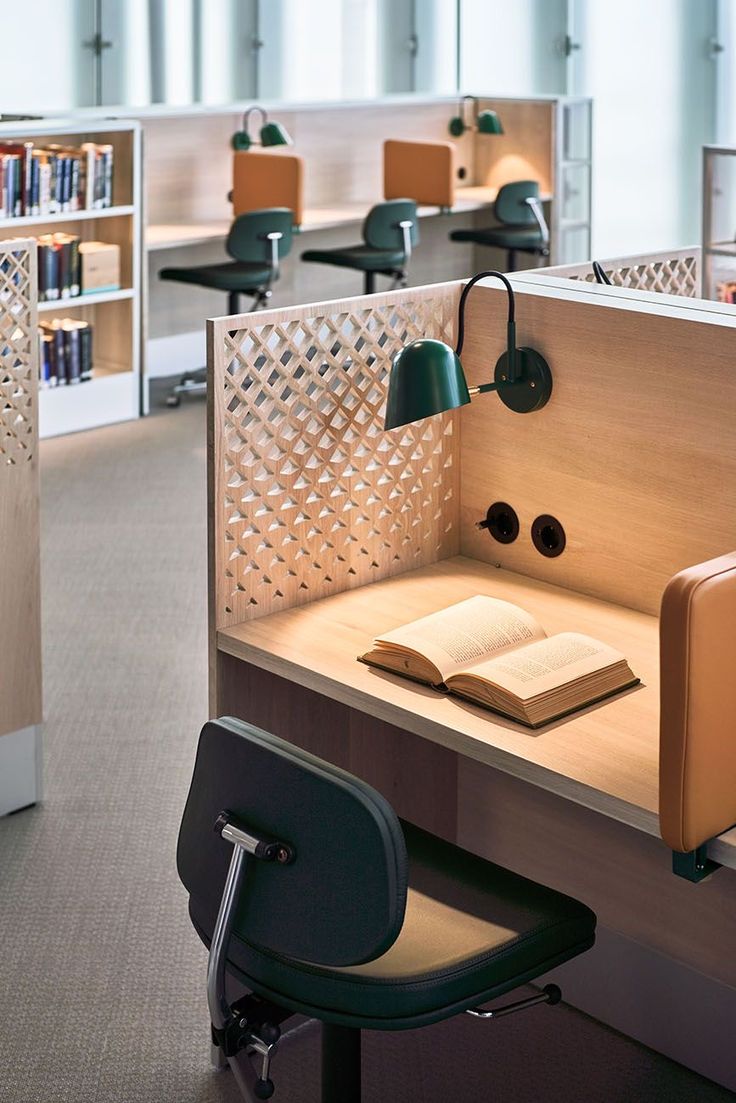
[384,271,552,431]
[232,106,293,152]
[448,96,504,138]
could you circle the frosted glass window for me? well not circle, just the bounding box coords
[459,0,566,95]
[260,0,380,102]
[572,0,717,256]
[0,0,95,112]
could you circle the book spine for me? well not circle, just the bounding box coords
[69,155,80,212]
[21,142,33,215]
[63,323,81,384]
[39,333,53,388]
[79,322,93,382]
[49,154,59,214]
[69,237,80,297]
[57,237,71,298]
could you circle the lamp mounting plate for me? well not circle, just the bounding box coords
[494,347,552,413]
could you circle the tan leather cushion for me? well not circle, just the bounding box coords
[232,151,304,226]
[383,139,455,208]
[660,552,736,852]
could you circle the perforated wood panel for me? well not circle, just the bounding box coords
[0,237,41,740]
[209,284,460,630]
[533,248,700,298]
[0,240,37,463]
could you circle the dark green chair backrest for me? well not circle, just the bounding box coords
[494,181,540,226]
[226,208,294,266]
[363,199,419,253]
[177,717,408,967]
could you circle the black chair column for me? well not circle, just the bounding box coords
[322,1024,361,1103]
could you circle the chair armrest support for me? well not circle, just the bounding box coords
[524,197,550,248]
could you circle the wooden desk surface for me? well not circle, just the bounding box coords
[217,555,736,865]
[145,188,553,251]
[219,555,662,829]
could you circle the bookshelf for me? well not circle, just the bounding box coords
[0,118,141,438]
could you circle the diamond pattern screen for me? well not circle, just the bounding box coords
[211,286,460,628]
[0,241,36,465]
[557,251,700,298]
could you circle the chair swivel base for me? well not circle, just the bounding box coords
[166,368,207,407]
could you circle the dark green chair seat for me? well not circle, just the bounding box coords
[158,208,294,407]
[450,224,544,250]
[159,260,275,292]
[189,819,594,1030]
[301,244,406,273]
[301,198,419,294]
[450,180,550,272]
[178,718,596,1101]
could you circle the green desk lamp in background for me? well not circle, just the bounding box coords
[448,96,504,138]
[232,106,293,151]
[384,271,552,431]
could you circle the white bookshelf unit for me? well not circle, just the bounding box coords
[0,118,142,438]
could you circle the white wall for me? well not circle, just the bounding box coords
[0,0,95,112]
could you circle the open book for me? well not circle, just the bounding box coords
[359,595,638,728]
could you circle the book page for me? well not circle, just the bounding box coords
[464,632,626,701]
[376,595,546,681]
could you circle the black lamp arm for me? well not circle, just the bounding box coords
[455,270,517,384]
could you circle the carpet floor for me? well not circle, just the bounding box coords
[0,385,733,1102]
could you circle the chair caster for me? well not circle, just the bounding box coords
[254,1077,274,1099]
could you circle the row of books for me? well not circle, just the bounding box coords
[39,319,93,388]
[717,280,736,304]
[1,140,113,219]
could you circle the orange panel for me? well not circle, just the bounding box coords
[383,139,455,208]
[232,151,304,226]
[660,552,736,852]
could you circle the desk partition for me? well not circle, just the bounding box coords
[207,271,736,1089]
[0,238,42,814]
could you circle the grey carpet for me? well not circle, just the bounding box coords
[0,381,732,1102]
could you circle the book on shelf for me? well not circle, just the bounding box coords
[39,319,93,388]
[37,233,81,300]
[0,140,114,218]
[358,595,639,728]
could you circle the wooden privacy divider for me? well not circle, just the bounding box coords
[207,283,460,632]
[528,247,701,298]
[459,281,736,616]
[0,238,42,741]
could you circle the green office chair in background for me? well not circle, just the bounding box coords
[178,717,597,1102]
[159,208,294,406]
[450,181,550,272]
[301,198,418,295]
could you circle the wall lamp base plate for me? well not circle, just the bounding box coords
[494,348,552,413]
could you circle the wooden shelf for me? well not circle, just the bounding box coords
[38,288,134,312]
[218,555,665,836]
[38,371,138,438]
[0,205,134,231]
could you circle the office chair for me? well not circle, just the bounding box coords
[449,181,550,272]
[301,199,418,295]
[178,717,597,1101]
[159,208,293,406]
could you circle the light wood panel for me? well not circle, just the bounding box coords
[460,283,736,615]
[216,555,667,837]
[456,756,736,986]
[0,239,42,739]
[474,99,554,195]
[528,247,701,297]
[207,283,460,630]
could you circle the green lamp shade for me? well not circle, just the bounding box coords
[260,121,292,147]
[476,110,504,135]
[231,130,253,151]
[385,339,471,430]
